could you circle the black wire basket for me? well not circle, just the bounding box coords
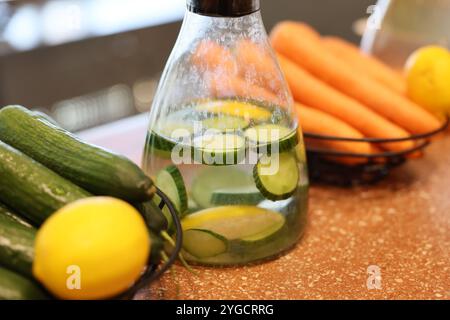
[116,188,182,299]
[304,117,449,186]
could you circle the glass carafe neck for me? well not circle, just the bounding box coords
[174,8,268,55]
[187,0,260,17]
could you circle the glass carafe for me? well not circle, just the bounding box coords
[142,0,308,265]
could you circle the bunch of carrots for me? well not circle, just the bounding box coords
[271,21,441,160]
[191,21,443,165]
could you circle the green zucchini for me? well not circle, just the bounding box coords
[0,140,91,225]
[254,152,299,201]
[0,105,155,202]
[0,206,36,277]
[0,266,48,300]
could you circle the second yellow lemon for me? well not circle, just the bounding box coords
[33,197,150,300]
[405,46,450,116]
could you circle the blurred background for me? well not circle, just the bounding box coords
[1,0,448,132]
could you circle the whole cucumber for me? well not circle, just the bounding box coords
[0,106,155,202]
[0,266,48,300]
[0,203,33,229]
[148,230,164,265]
[33,110,60,126]
[0,207,36,277]
[136,200,168,233]
[0,140,91,225]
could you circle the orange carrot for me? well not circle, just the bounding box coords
[322,36,406,94]
[277,53,414,151]
[296,104,381,165]
[273,21,322,42]
[296,103,376,164]
[235,39,282,93]
[271,22,441,134]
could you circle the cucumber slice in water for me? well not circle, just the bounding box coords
[155,165,188,215]
[181,206,285,241]
[245,124,298,153]
[147,114,196,153]
[201,116,250,132]
[183,229,228,258]
[155,121,195,139]
[144,134,173,160]
[254,152,299,201]
[210,186,264,206]
[146,131,178,154]
[191,167,255,208]
[192,133,246,166]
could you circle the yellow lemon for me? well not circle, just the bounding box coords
[33,197,150,300]
[405,46,450,116]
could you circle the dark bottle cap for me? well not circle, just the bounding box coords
[187,0,260,17]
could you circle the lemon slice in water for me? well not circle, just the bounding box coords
[195,100,272,122]
[182,206,285,241]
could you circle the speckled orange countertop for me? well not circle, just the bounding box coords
[80,114,450,300]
